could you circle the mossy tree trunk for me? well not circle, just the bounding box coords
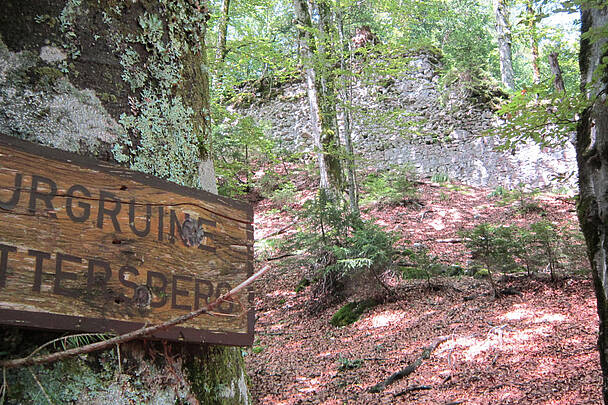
[292,0,343,195]
[0,1,249,403]
[575,3,608,403]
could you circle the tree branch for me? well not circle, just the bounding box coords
[0,265,271,369]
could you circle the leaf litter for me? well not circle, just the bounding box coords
[247,180,600,404]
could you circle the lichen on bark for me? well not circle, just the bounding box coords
[0,1,249,403]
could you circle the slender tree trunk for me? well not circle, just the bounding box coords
[527,1,541,84]
[215,0,231,65]
[316,1,344,192]
[292,0,342,194]
[293,0,331,191]
[576,4,608,402]
[548,52,565,93]
[493,0,515,90]
[335,4,359,215]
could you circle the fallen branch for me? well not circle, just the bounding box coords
[394,384,432,397]
[0,265,271,369]
[368,336,448,393]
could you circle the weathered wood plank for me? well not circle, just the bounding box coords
[0,134,254,345]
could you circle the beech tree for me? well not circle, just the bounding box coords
[292,0,343,194]
[575,2,608,402]
[493,0,516,90]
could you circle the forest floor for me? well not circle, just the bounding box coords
[245,176,601,404]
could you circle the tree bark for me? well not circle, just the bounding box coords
[293,0,332,192]
[576,3,608,403]
[548,52,565,93]
[493,0,515,91]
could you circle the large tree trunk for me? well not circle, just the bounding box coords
[493,0,515,91]
[293,0,331,191]
[0,1,248,403]
[316,2,344,193]
[576,3,608,403]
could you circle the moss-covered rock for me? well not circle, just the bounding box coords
[330,299,378,327]
[185,346,250,405]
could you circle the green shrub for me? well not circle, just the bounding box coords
[431,172,449,183]
[257,170,283,197]
[337,357,363,371]
[330,299,377,327]
[488,184,544,213]
[295,277,311,293]
[463,220,588,285]
[269,181,297,206]
[285,191,397,302]
[460,223,519,295]
[473,267,490,279]
[400,245,444,288]
[528,221,561,281]
[211,111,277,197]
[489,186,508,198]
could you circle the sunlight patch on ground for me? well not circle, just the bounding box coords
[495,386,525,402]
[429,217,445,231]
[295,375,322,393]
[438,324,552,362]
[500,304,567,324]
[534,313,566,323]
[448,208,463,222]
[533,357,557,376]
[356,310,408,329]
[501,306,534,321]
[505,325,552,344]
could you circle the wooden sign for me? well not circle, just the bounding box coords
[0,135,254,345]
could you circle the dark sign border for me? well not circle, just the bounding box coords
[0,134,254,346]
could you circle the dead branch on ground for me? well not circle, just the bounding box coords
[394,384,432,396]
[368,336,449,393]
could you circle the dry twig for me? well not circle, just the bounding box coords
[0,265,271,369]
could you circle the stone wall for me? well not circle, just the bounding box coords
[235,51,577,190]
